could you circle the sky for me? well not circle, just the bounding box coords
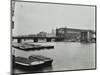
[13,1,96,36]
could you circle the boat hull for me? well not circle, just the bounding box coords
[13,55,53,70]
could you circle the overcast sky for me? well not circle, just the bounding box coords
[13,2,95,36]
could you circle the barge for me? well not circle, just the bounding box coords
[12,43,54,50]
[13,55,53,69]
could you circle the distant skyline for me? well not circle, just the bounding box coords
[13,2,96,36]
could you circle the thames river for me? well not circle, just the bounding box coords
[13,42,95,74]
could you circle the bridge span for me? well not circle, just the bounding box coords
[12,36,63,43]
[12,30,95,43]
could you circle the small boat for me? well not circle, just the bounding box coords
[14,55,53,68]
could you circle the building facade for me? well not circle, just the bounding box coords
[56,27,95,42]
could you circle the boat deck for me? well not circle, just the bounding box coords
[13,55,53,68]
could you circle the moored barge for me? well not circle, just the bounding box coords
[14,55,53,69]
[12,43,54,50]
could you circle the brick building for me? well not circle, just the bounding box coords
[56,27,95,42]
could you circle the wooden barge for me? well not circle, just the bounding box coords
[12,43,54,50]
[13,55,53,69]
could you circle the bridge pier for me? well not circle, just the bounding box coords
[47,38,51,42]
[24,39,26,41]
[17,39,22,43]
[13,37,57,43]
[34,38,38,42]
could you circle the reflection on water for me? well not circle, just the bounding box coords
[13,42,95,74]
[14,64,53,73]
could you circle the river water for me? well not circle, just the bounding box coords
[13,42,95,74]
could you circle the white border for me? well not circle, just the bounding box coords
[0,0,99,75]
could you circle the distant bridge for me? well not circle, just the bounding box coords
[12,31,96,43]
[12,36,64,43]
